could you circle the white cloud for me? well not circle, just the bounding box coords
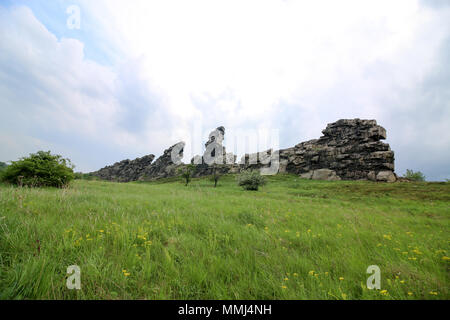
[1,1,449,179]
[0,5,178,170]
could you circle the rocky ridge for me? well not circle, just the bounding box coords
[90,119,396,182]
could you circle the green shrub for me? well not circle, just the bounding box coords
[1,151,74,188]
[0,162,7,181]
[403,169,426,182]
[237,170,266,191]
[178,164,196,186]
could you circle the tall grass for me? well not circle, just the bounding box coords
[0,175,448,299]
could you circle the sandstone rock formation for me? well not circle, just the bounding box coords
[91,119,396,182]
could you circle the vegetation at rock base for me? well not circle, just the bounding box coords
[178,164,196,186]
[403,169,426,182]
[0,174,448,300]
[211,164,221,188]
[237,170,267,190]
[0,151,74,188]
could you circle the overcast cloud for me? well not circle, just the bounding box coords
[0,0,449,180]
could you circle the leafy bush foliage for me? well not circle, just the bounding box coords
[0,161,7,175]
[178,164,196,186]
[237,170,266,191]
[1,151,74,188]
[403,169,426,182]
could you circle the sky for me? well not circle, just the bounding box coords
[0,0,449,181]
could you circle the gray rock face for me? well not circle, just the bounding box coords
[247,119,396,182]
[376,170,397,183]
[91,119,396,182]
[91,154,155,182]
[140,142,185,180]
[311,169,341,181]
[191,127,239,177]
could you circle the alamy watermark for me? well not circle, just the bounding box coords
[366,265,381,290]
[170,121,281,175]
[66,265,81,290]
[66,5,81,30]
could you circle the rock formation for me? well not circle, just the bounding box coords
[91,154,155,182]
[140,142,185,180]
[90,119,397,182]
[191,126,239,177]
[248,119,396,181]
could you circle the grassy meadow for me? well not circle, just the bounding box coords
[0,174,448,300]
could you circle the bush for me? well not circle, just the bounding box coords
[237,170,266,191]
[0,162,7,181]
[1,151,75,188]
[403,169,426,182]
[178,164,196,186]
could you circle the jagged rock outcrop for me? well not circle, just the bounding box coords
[191,127,239,177]
[91,119,396,182]
[91,154,155,182]
[250,119,396,181]
[140,142,185,180]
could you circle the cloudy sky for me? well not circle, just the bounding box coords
[0,0,449,180]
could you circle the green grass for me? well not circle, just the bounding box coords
[0,174,448,300]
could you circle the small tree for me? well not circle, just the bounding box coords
[1,151,74,188]
[211,164,221,187]
[237,169,266,191]
[178,164,196,186]
[403,169,426,182]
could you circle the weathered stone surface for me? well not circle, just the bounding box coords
[312,169,341,181]
[91,154,155,182]
[140,142,185,180]
[249,119,396,181]
[191,127,238,177]
[376,170,397,183]
[91,118,397,182]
